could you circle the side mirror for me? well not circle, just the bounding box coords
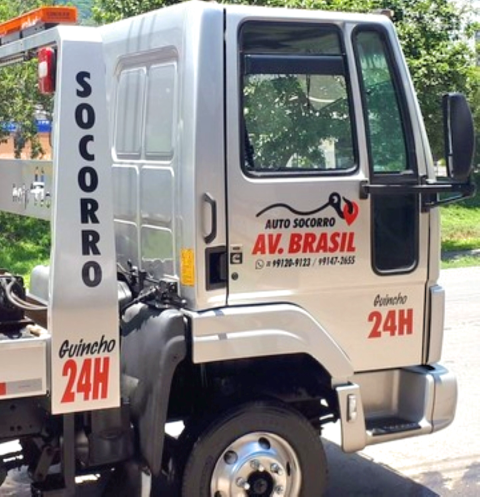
[443,93,475,182]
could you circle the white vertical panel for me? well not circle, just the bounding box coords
[49,28,119,414]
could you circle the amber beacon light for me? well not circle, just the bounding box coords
[0,6,78,42]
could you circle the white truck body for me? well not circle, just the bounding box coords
[0,2,474,496]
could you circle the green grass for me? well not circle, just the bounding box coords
[440,171,480,259]
[0,213,50,286]
[442,254,480,269]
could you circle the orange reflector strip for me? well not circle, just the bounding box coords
[0,383,6,396]
[0,6,78,38]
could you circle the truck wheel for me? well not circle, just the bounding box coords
[181,400,328,497]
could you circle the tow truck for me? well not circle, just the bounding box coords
[0,3,475,496]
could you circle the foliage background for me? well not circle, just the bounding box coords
[92,0,480,161]
[0,0,478,160]
[0,0,478,276]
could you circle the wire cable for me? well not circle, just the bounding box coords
[5,280,47,311]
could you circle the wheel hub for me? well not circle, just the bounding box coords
[248,470,274,496]
[211,432,301,496]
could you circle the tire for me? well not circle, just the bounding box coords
[181,400,328,497]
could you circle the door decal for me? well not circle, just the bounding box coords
[256,192,359,226]
[251,192,359,267]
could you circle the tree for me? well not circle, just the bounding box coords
[92,0,177,24]
[92,0,478,161]
[0,0,51,158]
[379,0,476,159]
[93,0,373,24]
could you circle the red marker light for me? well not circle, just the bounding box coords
[38,47,55,94]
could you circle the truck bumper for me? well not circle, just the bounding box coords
[421,362,457,433]
[337,363,457,452]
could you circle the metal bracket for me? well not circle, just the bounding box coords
[359,178,476,211]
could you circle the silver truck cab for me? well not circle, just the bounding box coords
[0,2,475,496]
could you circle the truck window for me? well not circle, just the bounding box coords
[115,67,146,157]
[354,28,418,273]
[112,56,178,282]
[355,30,413,174]
[145,63,176,157]
[240,22,356,174]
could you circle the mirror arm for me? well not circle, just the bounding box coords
[359,179,476,211]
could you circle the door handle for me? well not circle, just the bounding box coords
[203,192,217,244]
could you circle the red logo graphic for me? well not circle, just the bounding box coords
[343,200,359,226]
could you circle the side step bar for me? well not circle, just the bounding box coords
[367,416,421,436]
[336,363,457,452]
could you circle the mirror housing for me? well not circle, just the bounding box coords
[443,93,475,182]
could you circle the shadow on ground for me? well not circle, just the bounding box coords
[6,440,476,496]
[324,440,439,497]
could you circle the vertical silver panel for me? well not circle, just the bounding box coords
[112,165,139,221]
[103,10,186,287]
[140,167,173,224]
[140,167,175,278]
[49,27,120,414]
[426,285,445,364]
[115,67,146,156]
[141,226,175,279]
[145,63,176,157]
[115,221,139,270]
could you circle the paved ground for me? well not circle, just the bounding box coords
[1,267,479,496]
[323,266,480,496]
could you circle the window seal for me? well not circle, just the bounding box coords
[238,21,359,179]
[352,24,418,179]
[244,54,345,76]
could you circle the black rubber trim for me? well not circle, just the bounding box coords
[203,192,217,244]
[244,54,345,76]
[120,304,187,476]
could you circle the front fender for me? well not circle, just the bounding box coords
[188,303,353,385]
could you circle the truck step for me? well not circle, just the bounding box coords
[367,416,421,436]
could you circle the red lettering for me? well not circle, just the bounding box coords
[61,360,77,403]
[329,232,340,253]
[93,357,110,400]
[268,234,282,255]
[284,232,357,255]
[252,234,266,255]
[77,359,93,400]
[368,309,414,338]
[346,233,356,252]
[368,311,382,338]
[303,232,316,253]
[288,233,302,254]
[61,357,110,403]
[383,310,397,336]
[314,233,328,253]
[398,308,413,335]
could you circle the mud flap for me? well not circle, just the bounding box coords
[121,304,187,476]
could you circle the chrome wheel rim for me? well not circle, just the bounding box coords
[210,431,301,496]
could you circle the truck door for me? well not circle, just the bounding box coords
[224,16,429,371]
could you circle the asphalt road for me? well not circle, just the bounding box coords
[323,266,480,497]
[1,266,479,496]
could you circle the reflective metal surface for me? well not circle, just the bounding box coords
[211,431,301,497]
